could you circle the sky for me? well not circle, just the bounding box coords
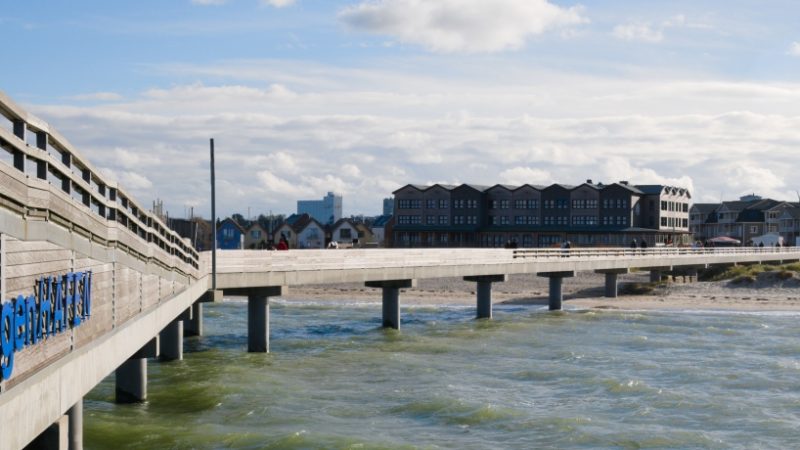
[2,0,800,219]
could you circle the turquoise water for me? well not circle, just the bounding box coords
[85,300,800,449]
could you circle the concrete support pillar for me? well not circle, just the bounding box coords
[115,358,147,403]
[464,275,507,319]
[67,399,83,450]
[596,269,628,298]
[687,268,698,283]
[649,270,661,283]
[224,287,283,353]
[27,415,68,450]
[365,279,416,330]
[381,287,400,329]
[159,319,183,361]
[537,272,575,311]
[183,302,204,337]
[605,272,618,298]
[115,337,158,403]
[248,295,270,353]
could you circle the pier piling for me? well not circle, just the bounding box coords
[365,279,416,329]
[464,275,507,319]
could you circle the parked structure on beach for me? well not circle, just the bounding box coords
[690,195,800,246]
[392,181,691,248]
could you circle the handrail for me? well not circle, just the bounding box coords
[512,246,800,259]
[0,91,199,271]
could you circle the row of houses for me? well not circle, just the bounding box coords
[216,213,394,249]
[391,180,692,248]
[690,195,800,246]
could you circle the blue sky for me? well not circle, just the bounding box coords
[2,0,800,218]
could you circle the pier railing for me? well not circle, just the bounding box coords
[512,246,800,259]
[0,91,199,274]
[205,246,800,275]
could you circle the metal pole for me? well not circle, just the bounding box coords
[211,138,217,290]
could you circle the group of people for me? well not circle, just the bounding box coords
[629,238,648,249]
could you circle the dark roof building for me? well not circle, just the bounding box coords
[392,180,691,248]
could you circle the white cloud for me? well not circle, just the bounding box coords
[30,61,800,218]
[261,0,296,6]
[338,0,587,53]
[613,23,663,43]
[70,92,123,101]
[499,167,552,186]
[789,41,800,56]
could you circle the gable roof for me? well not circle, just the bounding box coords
[690,203,719,214]
[217,217,245,233]
[331,218,357,231]
[371,214,393,227]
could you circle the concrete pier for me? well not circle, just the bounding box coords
[248,295,269,352]
[365,279,416,329]
[115,338,158,403]
[464,275,507,319]
[159,319,183,361]
[115,358,147,403]
[67,400,83,450]
[649,270,662,283]
[27,415,68,450]
[596,269,628,298]
[221,286,283,353]
[183,302,204,337]
[537,271,575,310]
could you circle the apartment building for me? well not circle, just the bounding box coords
[392,180,691,248]
[691,195,800,245]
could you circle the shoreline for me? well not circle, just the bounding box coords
[273,273,800,312]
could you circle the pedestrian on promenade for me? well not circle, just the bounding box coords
[277,237,289,250]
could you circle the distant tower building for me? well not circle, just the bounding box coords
[297,192,342,225]
[383,197,394,215]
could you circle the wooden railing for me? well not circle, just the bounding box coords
[0,91,199,274]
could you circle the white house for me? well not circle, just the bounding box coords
[297,219,325,249]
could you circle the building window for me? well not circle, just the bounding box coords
[490,216,499,225]
[340,228,352,239]
[467,216,477,225]
[500,216,510,225]
[750,225,758,233]
[222,228,235,238]
[661,201,667,210]
[515,199,526,209]
[411,215,422,224]
[251,230,261,239]
[454,216,464,225]
[661,217,667,226]
[528,199,539,209]
[454,199,464,208]
[427,200,436,209]
[468,200,478,209]
[500,200,510,209]
[439,215,449,225]
[439,199,449,209]
[427,215,436,225]
[515,215,539,225]
[682,219,688,228]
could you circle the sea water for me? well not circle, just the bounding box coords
[84,300,800,449]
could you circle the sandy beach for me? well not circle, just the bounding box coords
[280,271,800,311]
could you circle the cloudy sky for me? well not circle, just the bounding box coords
[3,0,800,218]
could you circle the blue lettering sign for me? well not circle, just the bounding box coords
[0,301,13,379]
[0,271,92,381]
